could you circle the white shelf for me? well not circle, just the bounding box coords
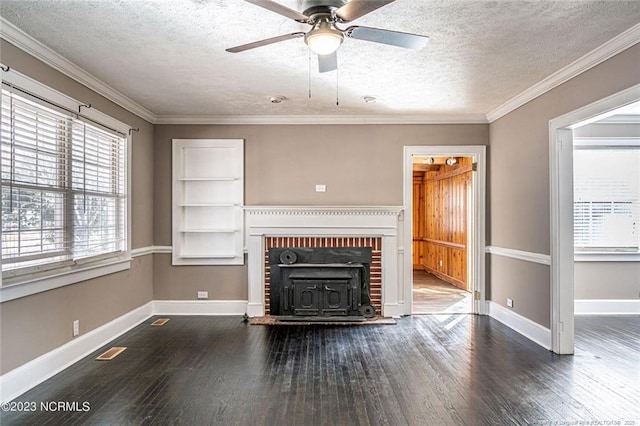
[179,177,239,181]
[172,138,244,266]
[179,229,239,233]
[179,253,238,259]
[178,203,239,207]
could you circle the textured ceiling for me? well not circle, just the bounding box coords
[1,0,640,118]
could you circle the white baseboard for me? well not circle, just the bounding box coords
[575,299,640,315]
[487,301,552,350]
[153,300,248,315]
[0,301,154,404]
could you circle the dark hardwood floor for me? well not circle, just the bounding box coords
[1,315,639,425]
[413,270,472,314]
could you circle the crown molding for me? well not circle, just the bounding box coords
[154,113,489,125]
[0,17,157,124]
[487,22,640,123]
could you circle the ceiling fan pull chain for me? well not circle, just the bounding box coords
[336,63,339,106]
[308,48,312,99]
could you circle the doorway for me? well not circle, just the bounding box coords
[403,146,486,317]
[549,83,640,354]
[411,155,473,314]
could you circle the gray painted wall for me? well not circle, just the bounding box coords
[488,43,640,324]
[574,262,640,299]
[153,123,489,300]
[573,122,640,138]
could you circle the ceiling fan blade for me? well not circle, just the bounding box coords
[226,32,305,53]
[345,26,429,50]
[244,0,309,22]
[318,51,337,73]
[335,0,395,22]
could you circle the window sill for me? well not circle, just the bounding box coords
[574,252,640,262]
[0,255,131,303]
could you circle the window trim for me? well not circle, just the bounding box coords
[574,252,640,262]
[573,137,640,262]
[0,68,132,298]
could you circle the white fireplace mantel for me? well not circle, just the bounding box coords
[244,206,405,317]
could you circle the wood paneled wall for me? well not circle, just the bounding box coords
[413,158,472,290]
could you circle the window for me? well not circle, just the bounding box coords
[573,139,640,254]
[1,87,127,280]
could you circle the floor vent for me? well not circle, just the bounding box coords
[95,347,127,361]
[151,318,170,326]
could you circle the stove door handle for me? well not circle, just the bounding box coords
[283,287,289,309]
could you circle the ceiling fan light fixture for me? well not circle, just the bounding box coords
[304,20,344,55]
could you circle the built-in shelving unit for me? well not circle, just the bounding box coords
[172,139,244,265]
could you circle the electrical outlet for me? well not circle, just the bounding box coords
[73,320,80,337]
[439,259,443,267]
[197,291,208,299]
[507,298,514,308]
[315,184,326,192]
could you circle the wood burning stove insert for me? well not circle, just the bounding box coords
[269,247,375,319]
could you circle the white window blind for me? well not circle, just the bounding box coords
[573,146,640,252]
[1,88,127,277]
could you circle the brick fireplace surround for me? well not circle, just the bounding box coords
[264,237,382,315]
[245,207,404,318]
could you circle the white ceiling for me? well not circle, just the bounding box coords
[1,0,640,120]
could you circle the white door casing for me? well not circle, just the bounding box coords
[402,146,487,316]
[549,82,640,354]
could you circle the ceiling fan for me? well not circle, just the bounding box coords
[226,0,429,73]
